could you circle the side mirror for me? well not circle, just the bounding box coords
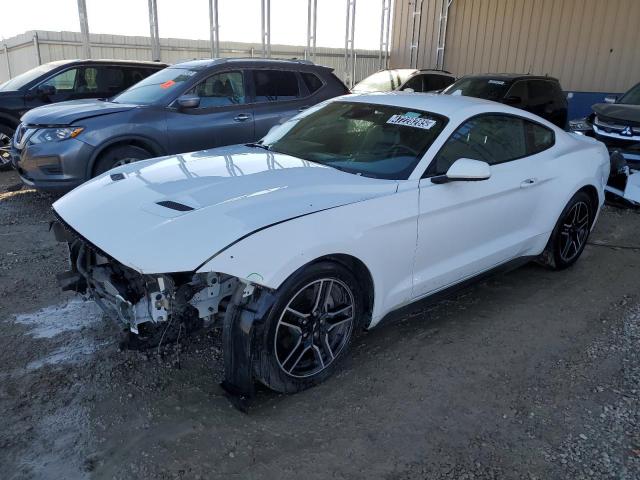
[604,95,617,104]
[431,158,491,184]
[177,95,200,109]
[503,95,522,105]
[37,84,56,98]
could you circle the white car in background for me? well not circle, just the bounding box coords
[52,93,610,402]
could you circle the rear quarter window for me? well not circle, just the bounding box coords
[525,121,555,155]
[301,72,324,94]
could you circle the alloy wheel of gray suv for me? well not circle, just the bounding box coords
[94,145,152,176]
[0,126,14,172]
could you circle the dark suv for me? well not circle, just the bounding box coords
[11,58,348,191]
[0,59,166,168]
[443,74,568,128]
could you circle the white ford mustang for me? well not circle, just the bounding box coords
[52,93,610,401]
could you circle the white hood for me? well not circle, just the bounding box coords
[53,146,398,274]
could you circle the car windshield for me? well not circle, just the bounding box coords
[0,63,59,91]
[352,70,416,93]
[618,83,640,105]
[443,77,510,101]
[111,67,198,105]
[261,101,447,180]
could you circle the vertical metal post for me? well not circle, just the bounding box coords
[344,0,356,88]
[77,0,91,59]
[379,0,391,70]
[3,44,11,80]
[435,0,454,70]
[261,0,271,58]
[147,0,161,61]
[32,32,42,66]
[409,0,423,68]
[209,0,220,58]
[305,0,318,61]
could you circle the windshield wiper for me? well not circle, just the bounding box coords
[245,142,270,151]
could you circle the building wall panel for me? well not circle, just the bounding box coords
[391,0,640,93]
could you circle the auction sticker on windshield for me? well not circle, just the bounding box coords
[387,114,437,130]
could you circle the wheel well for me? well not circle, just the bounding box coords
[91,139,161,176]
[0,118,17,134]
[577,185,599,220]
[311,254,374,325]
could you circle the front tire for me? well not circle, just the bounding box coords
[253,261,363,393]
[93,145,152,177]
[542,191,594,270]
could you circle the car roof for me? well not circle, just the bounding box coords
[43,59,168,67]
[172,58,326,70]
[416,69,454,76]
[460,73,560,82]
[340,91,559,128]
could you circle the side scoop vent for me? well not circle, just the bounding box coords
[156,200,194,212]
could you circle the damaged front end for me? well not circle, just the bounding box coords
[51,220,239,343]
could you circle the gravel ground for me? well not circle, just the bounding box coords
[0,168,638,480]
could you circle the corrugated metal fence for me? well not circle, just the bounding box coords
[0,30,381,85]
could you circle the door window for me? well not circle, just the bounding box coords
[40,67,106,94]
[505,80,528,105]
[402,75,424,92]
[253,70,300,102]
[186,71,246,108]
[41,68,80,92]
[95,67,126,95]
[528,80,552,106]
[428,115,528,175]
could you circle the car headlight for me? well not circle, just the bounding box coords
[28,127,84,145]
[569,118,592,133]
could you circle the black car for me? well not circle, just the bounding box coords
[569,82,640,167]
[443,74,568,128]
[0,59,167,169]
[11,58,348,192]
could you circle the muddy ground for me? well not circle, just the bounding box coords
[0,168,638,480]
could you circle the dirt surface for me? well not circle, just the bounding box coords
[0,168,638,480]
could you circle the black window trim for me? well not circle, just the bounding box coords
[421,112,556,179]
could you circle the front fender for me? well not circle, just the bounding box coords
[197,186,420,325]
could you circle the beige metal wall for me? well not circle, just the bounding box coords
[391,0,640,93]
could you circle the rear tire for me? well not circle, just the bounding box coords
[252,261,363,393]
[541,191,594,270]
[93,145,152,177]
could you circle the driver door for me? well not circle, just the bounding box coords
[412,114,549,299]
[166,70,254,153]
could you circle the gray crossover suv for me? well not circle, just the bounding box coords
[11,58,348,191]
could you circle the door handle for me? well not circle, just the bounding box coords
[234,113,251,122]
[520,178,537,188]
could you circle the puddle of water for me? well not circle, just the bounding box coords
[15,298,103,338]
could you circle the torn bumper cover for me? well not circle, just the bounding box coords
[51,218,273,408]
[605,151,640,206]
